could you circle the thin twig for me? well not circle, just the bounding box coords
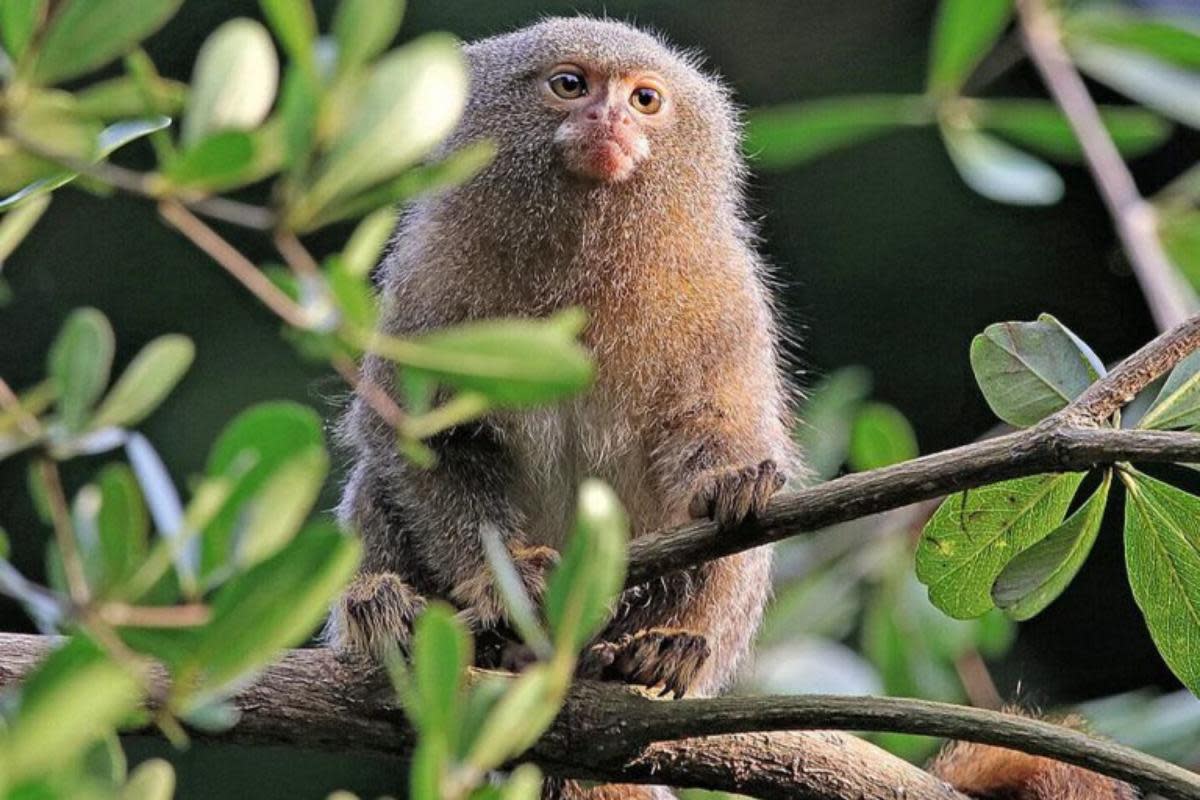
[1016,0,1198,330]
[35,457,90,607]
[0,378,41,438]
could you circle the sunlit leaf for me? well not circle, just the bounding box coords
[942,126,1063,206]
[182,18,279,147]
[847,402,918,472]
[969,314,1102,427]
[1138,350,1200,431]
[1123,471,1200,695]
[993,470,1111,620]
[544,480,629,653]
[1071,42,1200,129]
[916,472,1086,618]
[927,0,1013,94]
[746,95,931,169]
[501,764,543,800]
[87,334,193,432]
[974,99,1171,160]
[341,208,396,279]
[234,445,328,569]
[465,664,565,772]
[121,759,175,800]
[49,307,114,432]
[162,131,257,190]
[30,0,183,84]
[333,0,405,75]
[481,528,550,657]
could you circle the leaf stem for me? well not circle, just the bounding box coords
[35,457,90,607]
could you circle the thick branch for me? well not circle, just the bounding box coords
[1016,0,1197,330]
[628,308,1200,586]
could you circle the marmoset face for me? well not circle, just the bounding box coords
[540,61,673,183]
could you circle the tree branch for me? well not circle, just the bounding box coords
[1016,0,1198,330]
[627,310,1200,587]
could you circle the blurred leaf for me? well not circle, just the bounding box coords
[916,472,1085,618]
[81,732,126,784]
[1065,8,1200,70]
[325,256,377,330]
[95,463,150,595]
[974,99,1171,160]
[928,0,1012,94]
[49,307,114,432]
[73,76,187,120]
[501,764,544,800]
[0,0,46,63]
[969,314,1102,427]
[180,699,242,733]
[1071,42,1200,129]
[1138,350,1200,430]
[303,139,494,230]
[406,604,471,741]
[342,208,395,279]
[794,366,873,481]
[259,0,316,77]
[162,131,256,190]
[0,526,9,559]
[301,34,467,217]
[746,95,930,169]
[1123,471,1200,695]
[30,0,183,84]
[279,67,318,176]
[409,737,446,800]
[333,0,405,74]
[847,402,918,471]
[200,402,325,580]
[182,18,279,147]
[234,445,328,569]
[466,664,564,772]
[125,433,189,580]
[993,470,1111,620]
[481,528,551,657]
[0,637,142,785]
[121,759,174,800]
[90,334,194,430]
[545,480,629,653]
[942,126,1064,205]
[181,522,358,698]
[372,310,593,409]
[0,192,50,263]
[1162,209,1200,290]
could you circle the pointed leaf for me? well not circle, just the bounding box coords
[31,0,183,84]
[1139,350,1200,431]
[182,18,279,147]
[1123,472,1200,695]
[942,126,1064,205]
[970,314,1102,427]
[89,334,193,431]
[993,470,1111,620]
[916,472,1086,618]
[928,0,1013,94]
[49,307,114,432]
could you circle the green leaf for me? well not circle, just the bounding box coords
[1123,471,1200,695]
[73,75,187,120]
[0,191,49,263]
[847,402,918,472]
[233,445,328,569]
[941,126,1064,206]
[1065,8,1200,70]
[121,759,175,800]
[0,637,142,785]
[182,18,279,147]
[279,66,318,176]
[95,463,150,595]
[993,470,1112,620]
[1138,350,1200,431]
[406,603,471,740]
[480,527,551,656]
[30,0,183,84]
[0,0,46,63]
[974,99,1171,160]
[746,95,932,169]
[302,34,467,215]
[1070,42,1200,130]
[1162,209,1200,290]
[916,472,1086,618]
[325,256,377,330]
[199,402,325,579]
[793,366,873,482]
[181,523,358,698]
[927,0,1012,94]
[49,307,115,432]
[501,764,543,800]
[544,480,629,653]
[370,311,593,409]
[259,0,316,77]
[969,314,1102,427]
[341,208,396,279]
[333,0,405,74]
[465,663,565,772]
[162,131,256,190]
[90,334,194,430]
[300,139,494,230]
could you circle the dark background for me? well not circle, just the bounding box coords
[0,1,1191,797]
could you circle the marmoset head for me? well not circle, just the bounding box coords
[459,17,740,190]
